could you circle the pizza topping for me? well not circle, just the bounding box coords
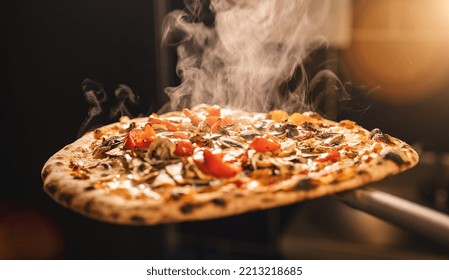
[148,113,179,131]
[370,128,394,145]
[268,110,289,122]
[92,136,124,158]
[64,105,416,206]
[124,124,156,150]
[219,136,247,149]
[195,149,242,178]
[147,138,176,160]
[249,134,281,153]
[182,108,202,124]
[239,130,261,140]
[323,134,344,146]
[207,105,221,117]
[174,140,195,156]
[279,123,299,138]
[314,150,341,163]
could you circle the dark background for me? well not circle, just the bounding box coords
[0,0,176,259]
[2,0,449,259]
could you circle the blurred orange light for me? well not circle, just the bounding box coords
[343,0,449,103]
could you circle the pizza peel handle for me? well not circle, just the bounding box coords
[336,188,449,247]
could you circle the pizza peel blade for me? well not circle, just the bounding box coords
[336,188,449,247]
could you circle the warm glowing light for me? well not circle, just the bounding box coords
[343,0,449,103]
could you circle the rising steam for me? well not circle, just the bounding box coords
[110,84,138,119]
[162,0,347,113]
[78,79,107,137]
[78,79,138,137]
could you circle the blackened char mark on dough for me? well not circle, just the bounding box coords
[59,193,74,205]
[84,185,95,191]
[180,203,199,214]
[46,184,58,195]
[42,166,51,180]
[294,178,315,191]
[211,198,226,207]
[130,215,145,224]
[171,192,183,201]
[383,152,406,167]
[83,199,94,214]
[357,170,368,175]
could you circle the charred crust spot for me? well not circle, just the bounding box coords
[384,152,406,167]
[357,170,368,175]
[192,181,212,187]
[59,193,74,205]
[46,184,58,194]
[261,198,274,203]
[171,192,183,201]
[83,200,94,213]
[294,178,315,191]
[130,215,145,223]
[180,203,197,214]
[211,198,226,207]
[243,164,255,172]
[63,145,72,151]
[42,166,51,179]
[84,186,96,191]
[55,162,64,166]
[110,212,120,220]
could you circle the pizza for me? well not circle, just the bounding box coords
[41,104,418,225]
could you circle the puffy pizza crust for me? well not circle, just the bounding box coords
[41,114,419,225]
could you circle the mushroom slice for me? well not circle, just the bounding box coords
[280,123,299,138]
[147,138,176,160]
[219,136,247,149]
[239,130,261,140]
[92,136,124,158]
[190,135,214,148]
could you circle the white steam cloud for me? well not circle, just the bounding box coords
[162,0,345,113]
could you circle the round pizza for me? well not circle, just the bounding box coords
[41,104,419,225]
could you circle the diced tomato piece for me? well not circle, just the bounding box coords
[268,110,289,122]
[124,133,136,150]
[195,149,242,178]
[210,121,220,132]
[289,112,316,125]
[204,115,219,127]
[249,135,281,152]
[143,123,156,137]
[207,105,221,117]
[219,117,235,127]
[169,131,189,139]
[123,125,156,150]
[315,150,341,163]
[198,115,220,131]
[210,117,236,132]
[174,140,195,156]
[148,113,178,131]
[182,108,202,125]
